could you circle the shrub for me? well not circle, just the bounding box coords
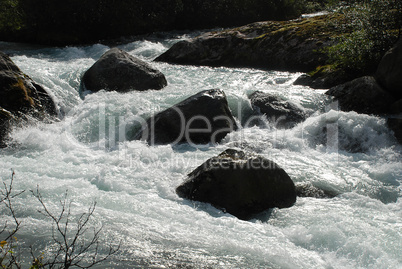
[326,0,402,75]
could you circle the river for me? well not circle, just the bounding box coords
[0,32,401,268]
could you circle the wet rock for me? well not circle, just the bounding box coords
[133,89,237,145]
[0,51,57,117]
[294,68,354,89]
[249,91,306,128]
[326,76,394,115]
[0,51,57,146]
[83,48,167,93]
[293,74,314,87]
[376,37,402,99]
[176,149,296,220]
[295,183,337,199]
[0,108,14,148]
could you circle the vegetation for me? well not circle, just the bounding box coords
[0,171,120,268]
[325,0,402,76]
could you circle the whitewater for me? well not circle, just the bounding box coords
[0,32,401,268]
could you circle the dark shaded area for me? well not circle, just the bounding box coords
[0,0,304,46]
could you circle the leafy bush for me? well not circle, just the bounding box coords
[0,0,24,38]
[326,0,402,75]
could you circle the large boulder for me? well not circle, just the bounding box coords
[155,15,342,72]
[0,51,57,147]
[83,48,167,93]
[376,37,402,99]
[133,89,238,145]
[249,91,306,128]
[325,76,394,115]
[0,51,57,117]
[176,149,296,220]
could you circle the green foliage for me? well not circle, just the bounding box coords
[0,0,24,38]
[326,0,402,75]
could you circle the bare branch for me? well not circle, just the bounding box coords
[30,187,120,268]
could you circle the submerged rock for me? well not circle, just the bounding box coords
[176,149,296,220]
[0,51,57,147]
[133,89,237,145]
[326,76,394,115]
[376,37,402,100]
[83,48,167,93]
[156,15,344,72]
[249,91,306,128]
[295,183,337,199]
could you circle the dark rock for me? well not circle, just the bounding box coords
[293,74,314,87]
[83,48,167,93]
[326,76,394,115]
[249,91,306,128]
[295,183,337,199]
[0,51,57,146]
[390,99,402,114]
[0,108,14,148]
[294,66,355,89]
[0,51,57,117]
[387,118,402,144]
[176,149,296,220]
[156,15,343,72]
[133,89,237,145]
[376,37,402,99]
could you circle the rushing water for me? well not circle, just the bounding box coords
[0,32,401,268]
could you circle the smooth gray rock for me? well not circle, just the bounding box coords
[83,48,167,93]
[133,89,237,145]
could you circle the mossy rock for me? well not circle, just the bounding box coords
[156,14,351,72]
[0,51,58,146]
